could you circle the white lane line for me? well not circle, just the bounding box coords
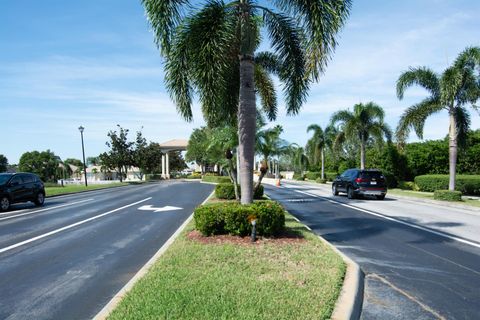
[0,199,95,222]
[0,197,152,254]
[304,225,312,231]
[291,188,480,250]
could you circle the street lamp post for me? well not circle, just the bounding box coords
[78,126,88,187]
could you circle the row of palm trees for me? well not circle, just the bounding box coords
[306,46,480,191]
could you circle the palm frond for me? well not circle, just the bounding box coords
[255,51,282,75]
[255,65,278,121]
[396,67,440,100]
[454,106,471,148]
[440,67,463,108]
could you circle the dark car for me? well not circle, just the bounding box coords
[0,173,45,211]
[332,169,387,200]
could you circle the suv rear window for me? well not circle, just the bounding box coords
[360,171,384,179]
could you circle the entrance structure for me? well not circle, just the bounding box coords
[159,139,188,179]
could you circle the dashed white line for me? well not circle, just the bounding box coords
[0,198,95,222]
[0,197,152,254]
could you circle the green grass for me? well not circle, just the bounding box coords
[107,211,345,320]
[45,183,128,197]
[389,188,480,208]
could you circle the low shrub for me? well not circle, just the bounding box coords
[215,183,237,200]
[215,183,264,200]
[204,172,219,176]
[433,190,462,201]
[293,173,305,181]
[253,184,264,199]
[194,200,286,237]
[397,181,418,190]
[186,172,202,179]
[316,178,327,184]
[202,175,232,184]
[305,172,321,180]
[44,182,60,188]
[415,175,480,195]
[325,172,338,182]
[383,172,398,188]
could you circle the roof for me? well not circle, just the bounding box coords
[159,139,188,150]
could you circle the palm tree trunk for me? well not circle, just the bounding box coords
[448,111,458,191]
[360,138,366,170]
[238,54,256,204]
[321,148,325,180]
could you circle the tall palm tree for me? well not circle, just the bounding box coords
[396,46,480,191]
[306,124,336,179]
[255,125,288,188]
[142,0,351,204]
[331,102,392,170]
[287,143,309,174]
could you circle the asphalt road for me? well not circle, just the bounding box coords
[0,181,213,320]
[265,181,480,320]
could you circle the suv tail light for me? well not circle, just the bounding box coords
[355,178,369,183]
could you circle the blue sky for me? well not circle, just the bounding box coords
[1,0,479,164]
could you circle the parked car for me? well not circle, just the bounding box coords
[332,169,387,200]
[0,173,45,211]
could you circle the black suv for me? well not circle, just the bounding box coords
[0,173,46,211]
[332,169,387,200]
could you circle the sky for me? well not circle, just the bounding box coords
[1,0,479,164]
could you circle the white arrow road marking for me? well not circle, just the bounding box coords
[138,205,183,212]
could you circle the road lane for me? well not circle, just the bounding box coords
[0,181,213,320]
[265,183,480,319]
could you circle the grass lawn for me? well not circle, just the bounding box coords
[388,188,480,208]
[107,205,345,320]
[45,183,128,197]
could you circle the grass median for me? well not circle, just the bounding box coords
[107,202,345,320]
[388,188,480,208]
[45,183,128,197]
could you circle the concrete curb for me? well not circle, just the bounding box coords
[93,190,215,320]
[317,235,364,320]
[387,193,480,212]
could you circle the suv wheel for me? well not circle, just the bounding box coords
[34,192,45,206]
[347,187,355,199]
[332,184,339,196]
[1,196,10,211]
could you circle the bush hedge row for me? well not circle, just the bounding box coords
[194,200,286,236]
[304,171,337,181]
[433,190,462,201]
[215,183,264,200]
[414,175,480,195]
[202,175,232,184]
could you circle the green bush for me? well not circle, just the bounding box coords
[194,200,286,237]
[253,184,264,199]
[433,190,462,201]
[305,172,321,180]
[325,172,338,182]
[414,175,480,195]
[215,183,237,200]
[383,172,398,188]
[315,178,327,184]
[145,174,163,181]
[397,181,418,191]
[215,183,264,200]
[293,173,305,181]
[185,172,202,179]
[202,175,232,184]
[44,182,60,188]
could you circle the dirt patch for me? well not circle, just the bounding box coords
[187,229,306,246]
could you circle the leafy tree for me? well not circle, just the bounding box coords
[138,142,164,175]
[0,154,8,172]
[169,151,188,172]
[331,102,392,169]
[86,156,100,166]
[366,143,409,186]
[288,143,309,174]
[404,140,448,178]
[306,124,337,179]
[18,150,60,182]
[142,0,351,203]
[186,127,213,174]
[396,46,480,191]
[64,158,84,168]
[100,125,134,182]
[255,125,287,187]
[458,129,480,174]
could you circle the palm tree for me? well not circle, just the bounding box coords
[396,46,480,191]
[306,124,336,179]
[287,143,309,174]
[142,0,351,204]
[255,125,288,188]
[331,102,392,170]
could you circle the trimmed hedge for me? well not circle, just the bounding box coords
[434,190,462,201]
[415,175,480,195]
[325,172,338,182]
[202,175,232,184]
[316,178,327,184]
[215,183,264,200]
[194,200,286,237]
[293,173,305,181]
[305,172,321,180]
[397,181,418,191]
[185,173,202,179]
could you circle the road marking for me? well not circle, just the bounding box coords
[138,205,183,212]
[0,197,151,254]
[289,188,480,249]
[0,198,95,222]
[304,225,312,231]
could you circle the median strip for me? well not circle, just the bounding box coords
[0,197,151,254]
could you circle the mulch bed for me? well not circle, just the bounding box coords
[187,230,307,246]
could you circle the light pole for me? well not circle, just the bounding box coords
[78,126,88,187]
